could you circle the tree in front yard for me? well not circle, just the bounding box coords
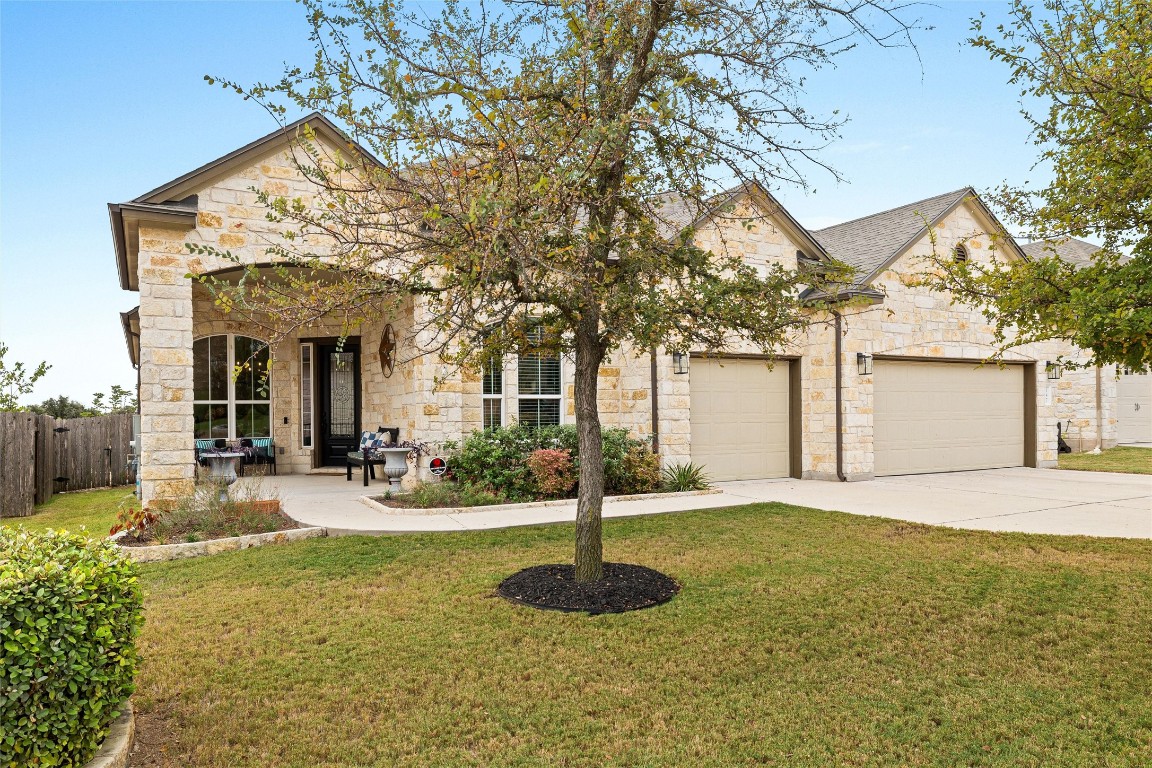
[201,0,916,582]
[921,0,1152,371]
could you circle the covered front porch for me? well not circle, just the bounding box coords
[129,264,475,507]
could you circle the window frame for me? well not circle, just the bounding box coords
[481,354,504,430]
[192,333,273,440]
[300,342,314,448]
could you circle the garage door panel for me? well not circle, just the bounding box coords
[874,361,1024,476]
[690,359,790,482]
[1117,372,1152,443]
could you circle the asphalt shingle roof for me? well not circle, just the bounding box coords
[1020,237,1101,268]
[809,188,971,279]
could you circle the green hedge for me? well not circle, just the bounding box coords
[0,528,144,768]
[445,425,659,501]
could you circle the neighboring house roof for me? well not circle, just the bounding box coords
[109,112,371,292]
[809,187,1027,284]
[1020,237,1102,268]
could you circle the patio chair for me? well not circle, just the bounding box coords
[346,426,400,487]
[195,439,216,467]
[250,437,276,474]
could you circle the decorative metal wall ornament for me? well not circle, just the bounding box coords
[379,324,397,378]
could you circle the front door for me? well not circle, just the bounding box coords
[317,343,361,466]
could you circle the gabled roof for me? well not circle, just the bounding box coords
[810,187,1027,284]
[1020,237,1101,268]
[110,113,374,292]
[655,180,829,261]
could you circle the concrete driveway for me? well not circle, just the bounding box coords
[718,467,1152,539]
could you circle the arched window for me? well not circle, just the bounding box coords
[193,334,271,439]
[953,244,970,263]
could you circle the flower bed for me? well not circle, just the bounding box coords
[111,480,295,547]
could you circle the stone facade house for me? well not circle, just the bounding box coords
[111,115,1118,506]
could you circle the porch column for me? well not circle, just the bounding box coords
[137,225,196,507]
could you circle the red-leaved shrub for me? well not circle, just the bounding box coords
[527,448,577,498]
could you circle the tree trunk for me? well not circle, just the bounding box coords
[573,315,606,583]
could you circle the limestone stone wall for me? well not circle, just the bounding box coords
[613,199,1115,481]
[863,203,1117,469]
[137,224,198,503]
[135,138,1116,502]
[137,138,411,503]
[693,198,807,272]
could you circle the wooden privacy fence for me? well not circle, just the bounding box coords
[0,412,134,518]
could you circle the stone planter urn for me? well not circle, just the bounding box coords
[376,447,414,491]
[203,452,244,502]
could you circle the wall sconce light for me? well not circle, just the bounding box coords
[672,352,689,375]
[857,352,873,376]
[1046,361,1063,380]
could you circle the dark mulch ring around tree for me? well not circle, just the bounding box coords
[497,562,680,615]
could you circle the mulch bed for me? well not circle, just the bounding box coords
[497,562,680,615]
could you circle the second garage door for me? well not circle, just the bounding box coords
[690,358,790,481]
[874,360,1025,476]
[1117,371,1152,444]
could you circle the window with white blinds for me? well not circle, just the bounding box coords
[517,327,562,427]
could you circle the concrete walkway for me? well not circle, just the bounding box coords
[265,466,1151,539]
[720,467,1152,539]
[267,474,749,535]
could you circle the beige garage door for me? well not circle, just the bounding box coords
[874,360,1024,476]
[690,358,790,481]
[1117,371,1152,444]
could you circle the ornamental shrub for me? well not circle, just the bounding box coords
[0,528,144,768]
[527,449,577,498]
[446,424,656,500]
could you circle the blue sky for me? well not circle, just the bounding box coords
[0,0,1040,404]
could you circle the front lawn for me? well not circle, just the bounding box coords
[0,486,131,535]
[1058,446,1152,475]
[132,505,1152,767]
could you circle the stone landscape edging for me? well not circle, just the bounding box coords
[357,488,723,517]
[82,703,134,768]
[112,527,327,563]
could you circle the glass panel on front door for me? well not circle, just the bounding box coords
[329,352,356,438]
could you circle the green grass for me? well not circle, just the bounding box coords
[1,486,132,536]
[1058,446,1152,474]
[133,505,1152,767]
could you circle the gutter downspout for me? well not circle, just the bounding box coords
[649,347,660,455]
[1093,364,1104,453]
[834,311,847,482]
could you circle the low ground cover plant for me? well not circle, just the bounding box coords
[661,462,712,492]
[445,425,660,501]
[113,479,294,545]
[0,528,143,767]
[374,481,507,509]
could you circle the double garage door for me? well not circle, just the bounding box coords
[690,357,1026,481]
[873,360,1025,476]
